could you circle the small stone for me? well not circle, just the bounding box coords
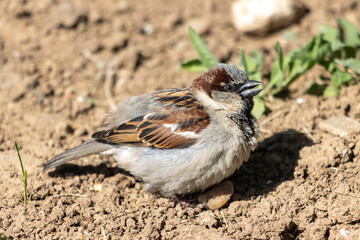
[197,213,218,228]
[232,0,307,36]
[340,228,352,237]
[141,23,154,35]
[198,181,234,211]
[296,97,304,104]
[318,116,360,138]
[126,218,136,228]
[93,184,102,192]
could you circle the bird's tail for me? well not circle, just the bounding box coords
[43,140,112,171]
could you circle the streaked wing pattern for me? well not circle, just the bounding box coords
[92,89,210,149]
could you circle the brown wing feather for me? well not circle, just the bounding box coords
[92,89,209,149]
[153,88,203,109]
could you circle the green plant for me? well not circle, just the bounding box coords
[15,141,27,205]
[180,27,218,72]
[264,18,360,98]
[181,18,360,118]
[0,233,7,240]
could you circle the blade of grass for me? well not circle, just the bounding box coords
[15,141,27,205]
[180,59,209,72]
[275,42,283,69]
[240,49,249,74]
[188,26,218,69]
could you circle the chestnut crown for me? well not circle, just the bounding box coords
[191,64,262,100]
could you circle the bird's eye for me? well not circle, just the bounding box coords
[224,83,235,92]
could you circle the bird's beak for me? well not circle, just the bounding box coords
[238,80,262,98]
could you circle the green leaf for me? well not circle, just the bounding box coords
[293,35,330,63]
[338,18,360,47]
[188,27,218,69]
[320,25,344,51]
[240,49,249,74]
[335,58,360,74]
[0,233,7,240]
[275,42,283,70]
[252,97,265,119]
[320,25,339,42]
[310,35,330,62]
[325,61,338,73]
[330,70,352,87]
[240,50,263,83]
[249,70,262,83]
[289,59,314,80]
[323,85,339,97]
[261,43,286,96]
[252,50,264,66]
[180,59,209,72]
[240,51,260,73]
[261,58,284,96]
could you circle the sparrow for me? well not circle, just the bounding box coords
[43,63,262,197]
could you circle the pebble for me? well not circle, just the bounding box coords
[340,228,352,237]
[231,0,307,36]
[197,213,218,228]
[141,23,154,35]
[93,184,102,192]
[318,116,360,138]
[197,181,234,211]
[296,97,304,104]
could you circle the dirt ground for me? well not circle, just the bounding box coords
[1,0,360,239]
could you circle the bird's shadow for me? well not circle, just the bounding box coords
[229,129,313,200]
[47,129,312,202]
[47,158,131,179]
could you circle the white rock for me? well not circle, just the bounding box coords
[232,0,307,36]
[340,228,352,236]
[142,23,154,35]
[318,116,360,138]
[296,97,304,104]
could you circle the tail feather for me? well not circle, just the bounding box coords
[43,140,112,171]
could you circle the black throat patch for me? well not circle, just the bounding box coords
[228,98,257,143]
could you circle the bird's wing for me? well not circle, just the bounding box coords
[92,88,210,149]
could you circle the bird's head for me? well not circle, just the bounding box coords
[191,63,262,113]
